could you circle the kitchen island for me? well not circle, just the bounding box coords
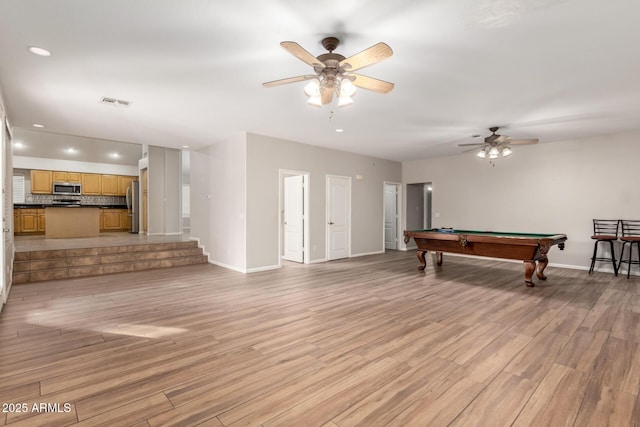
[45,206,100,238]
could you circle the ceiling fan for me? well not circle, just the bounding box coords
[263,36,394,107]
[459,126,539,159]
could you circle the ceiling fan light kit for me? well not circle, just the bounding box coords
[461,126,538,162]
[303,76,355,108]
[476,145,512,159]
[263,36,394,108]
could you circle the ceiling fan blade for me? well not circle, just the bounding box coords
[262,75,316,87]
[321,85,333,105]
[495,134,509,143]
[510,138,539,145]
[339,42,393,72]
[351,74,394,93]
[458,142,485,147]
[280,41,324,68]
[462,147,483,153]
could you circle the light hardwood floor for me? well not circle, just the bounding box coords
[1,251,639,426]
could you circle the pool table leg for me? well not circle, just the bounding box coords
[523,261,536,287]
[416,250,427,270]
[436,252,443,266]
[536,256,549,281]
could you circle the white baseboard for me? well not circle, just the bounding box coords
[247,265,281,273]
[351,250,385,258]
[208,260,246,273]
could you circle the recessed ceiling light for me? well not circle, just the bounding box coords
[336,128,344,133]
[13,141,25,149]
[182,145,190,149]
[28,46,52,57]
[65,147,77,154]
[32,124,44,128]
[110,152,121,158]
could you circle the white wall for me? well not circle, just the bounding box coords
[189,134,247,272]
[147,146,181,235]
[402,130,640,271]
[164,148,181,234]
[246,132,402,270]
[189,132,401,272]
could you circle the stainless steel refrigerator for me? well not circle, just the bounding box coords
[126,181,140,233]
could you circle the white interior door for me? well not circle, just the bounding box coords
[283,175,304,263]
[327,175,350,260]
[384,184,398,250]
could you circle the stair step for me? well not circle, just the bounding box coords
[12,241,207,284]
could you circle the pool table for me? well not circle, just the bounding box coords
[403,229,567,287]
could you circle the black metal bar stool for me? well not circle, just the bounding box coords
[618,220,640,278]
[589,219,619,276]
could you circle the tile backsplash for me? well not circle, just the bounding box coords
[26,194,126,206]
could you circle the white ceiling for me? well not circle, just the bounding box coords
[1,0,639,163]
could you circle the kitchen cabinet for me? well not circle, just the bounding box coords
[81,173,102,195]
[14,210,20,233]
[101,209,124,231]
[99,209,130,231]
[30,169,136,196]
[17,208,44,234]
[118,175,135,196]
[52,171,81,183]
[37,209,46,232]
[101,175,119,196]
[19,209,38,233]
[121,209,132,231]
[30,170,53,194]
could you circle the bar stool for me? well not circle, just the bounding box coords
[618,220,640,278]
[589,219,619,276]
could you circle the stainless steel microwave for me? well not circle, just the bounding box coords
[52,182,82,195]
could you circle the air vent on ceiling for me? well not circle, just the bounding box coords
[100,97,132,108]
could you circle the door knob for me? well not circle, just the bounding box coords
[329,221,335,225]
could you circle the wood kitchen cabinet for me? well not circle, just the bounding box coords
[17,208,43,234]
[52,171,81,183]
[30,170,53,194]
[81,173,102,195]
[30,169,136,196]
[14,210,20,233]
[37,209,46,232]
[117,175,135,196]
[101,175,119,196]
[121,209,132,231]
[101,209,124,230]
[99,209,130,231]
[19,209,38,233]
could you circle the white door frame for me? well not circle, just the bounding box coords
[383,181,402,251]
[278,169,310,266]
[1,114,13,312]
[326,174,351,261]
[283,175,304,263]
[423,183,432,229]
